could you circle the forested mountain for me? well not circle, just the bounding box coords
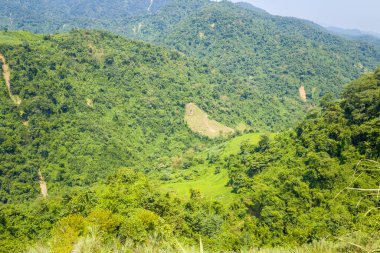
[124,0,380,95]
[1,0,380,129]
[0,0,166,24]
[0,30,233,202]
[327,27,380,47]
[1,64,378,252]
[225,68,380,247]
[0,28,312,205]
[0,1,379,252]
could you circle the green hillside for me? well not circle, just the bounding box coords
[0,31,41,45]
[221,132,276,158]
[161,133,273,204]
[0,1,379,252]
[1,0,380,130]
[225,68,380,247]
[1,68,378,253]
[0,30,242,202]
[162,164,234,203]
[0,30,305,204]
[124,0,380,100]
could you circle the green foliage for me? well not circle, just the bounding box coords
[0,30,239,203]
[0,57,379,253]
[51,214,85,253]
[161,164,234,203]
[160,132,275,203]
[0,2,379,252]
[226,69,380,247]
[0,31,41,45]
[0,168,253,252]
[2,0,380,130]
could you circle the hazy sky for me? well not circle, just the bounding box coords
[232,0,380,34]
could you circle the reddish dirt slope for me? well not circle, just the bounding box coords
[299,85,307,102]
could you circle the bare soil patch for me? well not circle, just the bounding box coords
[38,171,48,198]
[299,85,307,102]
[0,53,22,105]
[184,103,234,138]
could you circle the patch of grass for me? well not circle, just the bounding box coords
[161,133,275,204]
[221,132,276,158]
[0,31,41,45]
[161,164,235,204]
[184,103,234,138]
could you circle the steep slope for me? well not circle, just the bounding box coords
[225,68,380,247]
[184,103,234,138]
[0,53,22,105]
[1,68,378,253]
[1,0,379,130]
[0,30,242,202]
[125,0,380,95]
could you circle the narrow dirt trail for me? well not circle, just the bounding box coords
[38,171,48,198]
[0,53,21,105]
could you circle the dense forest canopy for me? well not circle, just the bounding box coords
[226,68,380,246]
[0,29,312,205]
[1,0,380,130]
[0,30,237,202]
[1,63,379,251]
[0,0,379,252]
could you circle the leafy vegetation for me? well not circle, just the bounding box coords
[0,1,379,252]
[1,67,378,253]
[162,164,234,204]
[0,29,235,203]
[221,132,276,159]
[159,133,271,203]
[225,68,380,248]
[1,0,380,130]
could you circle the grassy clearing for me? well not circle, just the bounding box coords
[0,31,41,45]
[221,132,276,158]
[161,132,275,204]
[184,103,234,138]
[162,164,235,204]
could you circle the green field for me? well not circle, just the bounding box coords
[161,132,275,203]
[0,31,41,45]
[221,132,276,158]
[162,164,235,203]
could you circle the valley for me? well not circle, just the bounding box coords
[0,0,379,252]
[161,133,272,203]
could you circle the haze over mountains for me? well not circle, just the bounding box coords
[327,27,380,39]
[326,26,380,47]
[233,0,380,35]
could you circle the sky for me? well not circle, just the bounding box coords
[231,0,380,35]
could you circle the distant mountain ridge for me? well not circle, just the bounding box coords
[327,26,380,39]
[233,1,268,14]
[326,26,380,47]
